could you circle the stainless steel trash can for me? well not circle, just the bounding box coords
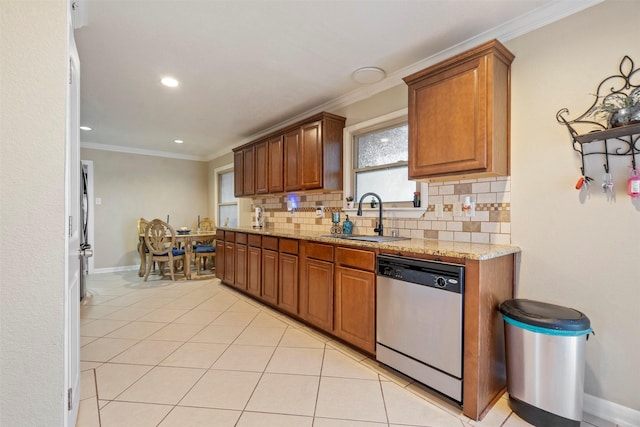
[499,299,592,427]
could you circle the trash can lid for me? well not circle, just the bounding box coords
[499,299,591,332]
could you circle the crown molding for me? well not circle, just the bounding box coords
[81,142,207,162]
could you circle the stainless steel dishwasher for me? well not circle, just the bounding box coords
[376,254,465,403]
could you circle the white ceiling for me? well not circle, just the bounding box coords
[74,0,600,161]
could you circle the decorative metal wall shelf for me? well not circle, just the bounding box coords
[556,55,640,178]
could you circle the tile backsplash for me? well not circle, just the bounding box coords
[251,176,511,245]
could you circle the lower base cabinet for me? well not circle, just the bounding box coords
[300,258,334,331]
[247,245,261,297]
[261,248,278,305]
[234,243,247,290]
[278,252,298,315]
[334,266,376,354]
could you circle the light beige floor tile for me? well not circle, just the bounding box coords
[245,372,319,416]
[278,328,326,348]
[381,380,462,427]
[98,401,173,427]
[249,311,289,328]
[110,340,183,365]
[325,339,368,361]
[405,382,463,417]
[233,326,286,346]
[137,308,189,323]
[80,305,122,319]
[315,377,387,423]
[82,295,118,305]
[80,337,139,362]
[146,322,205,341]
[211,344,276,372]
[80,361,102,371]
[159,342,228,368]
[467,391,511,426]
[105,321,167,339]
[265,346,324,375]
[95,363,154,400]
[189,324,246,343]
[80,369,97,400]
[227,300,262,313]
[81,336,98,347]
[362,358,413,386]
[503,412,535,426]
[211,310,257,327]
[196,297,238,312]
[179,369,262,410]
[76,397,100,427]
[158,406,241,427]
[116,366,205,405]
[322,349,379,380]
[236,411,313,427]
[313,418,387,427]
[81,319,130,337]
[101,306,155,321]
[173,309,223,325]
[160,296,205,310]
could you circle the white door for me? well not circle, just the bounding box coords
[64,25,81,427]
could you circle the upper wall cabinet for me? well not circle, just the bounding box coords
[404,39,515,180]
[234,112,346,196]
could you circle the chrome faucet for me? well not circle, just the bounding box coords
[356,192,383,236]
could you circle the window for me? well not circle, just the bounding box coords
[218,169,238,227]
[352,120,416,203]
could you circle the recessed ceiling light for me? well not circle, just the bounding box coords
[80,126,92,131]
[174,139,184,144]
[380,138,389,143]
[351,67,386,84]
[161,76,179,87]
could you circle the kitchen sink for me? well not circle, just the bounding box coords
[321,234,410,243]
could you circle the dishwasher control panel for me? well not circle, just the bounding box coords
[377,255,464,294]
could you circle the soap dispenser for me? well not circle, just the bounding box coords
[342,215,353,235]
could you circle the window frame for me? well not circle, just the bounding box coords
[215,164,238,228]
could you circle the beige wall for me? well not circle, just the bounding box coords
[0,1,68,425]
[506,1,639,411]
[81,149,209,269]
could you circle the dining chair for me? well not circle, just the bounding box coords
[194,217,216,274]
[144,218,185,281]
[200,217,215,231]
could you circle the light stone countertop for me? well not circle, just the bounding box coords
[218,226,520,261]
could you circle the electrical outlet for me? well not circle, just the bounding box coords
[315,206,324,218]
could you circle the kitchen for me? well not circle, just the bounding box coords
[2,1,639,426]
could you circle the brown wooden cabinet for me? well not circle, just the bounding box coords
[247,234,262,297]
[267,135,284,193]
[261,236,279,305]
[223,232,235,284]
[215,230,225,280]
[254,140,268,194]
[404,39,514,179]
[233,112,345,196]
[278,238,299,315]
[334,247,376,354]
[234,233,247,290]
[299,241,334,331]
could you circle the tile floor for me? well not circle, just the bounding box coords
[78,271,614,427]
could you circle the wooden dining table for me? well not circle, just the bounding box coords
[138,230,217,280]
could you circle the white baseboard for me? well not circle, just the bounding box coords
[584,393,640,427]
[92,265,138,274]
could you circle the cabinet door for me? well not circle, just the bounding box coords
[283,129,301,191]
[278,253,298,315]
[261,249,278,305]
[267,135,284,193]
[300,258,334,331]
[254,141,268,194]
[224,241,235,284]
[233,150,244,197]
[300,120,322,190]
[405,41,512,179]
[243,146,255,195]
[247,245,261,297]
[235,243,247,290]
[334,266,376,354]
[215,239,225,280]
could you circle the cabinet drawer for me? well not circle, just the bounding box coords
[279,238,299,254]
[304,242,334,261]
[225,231,235,242]
[336,247,376,271]
[248,234,262,247]
[216,230,224,240]
[236,233,248,244]
[262,236,279,251]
